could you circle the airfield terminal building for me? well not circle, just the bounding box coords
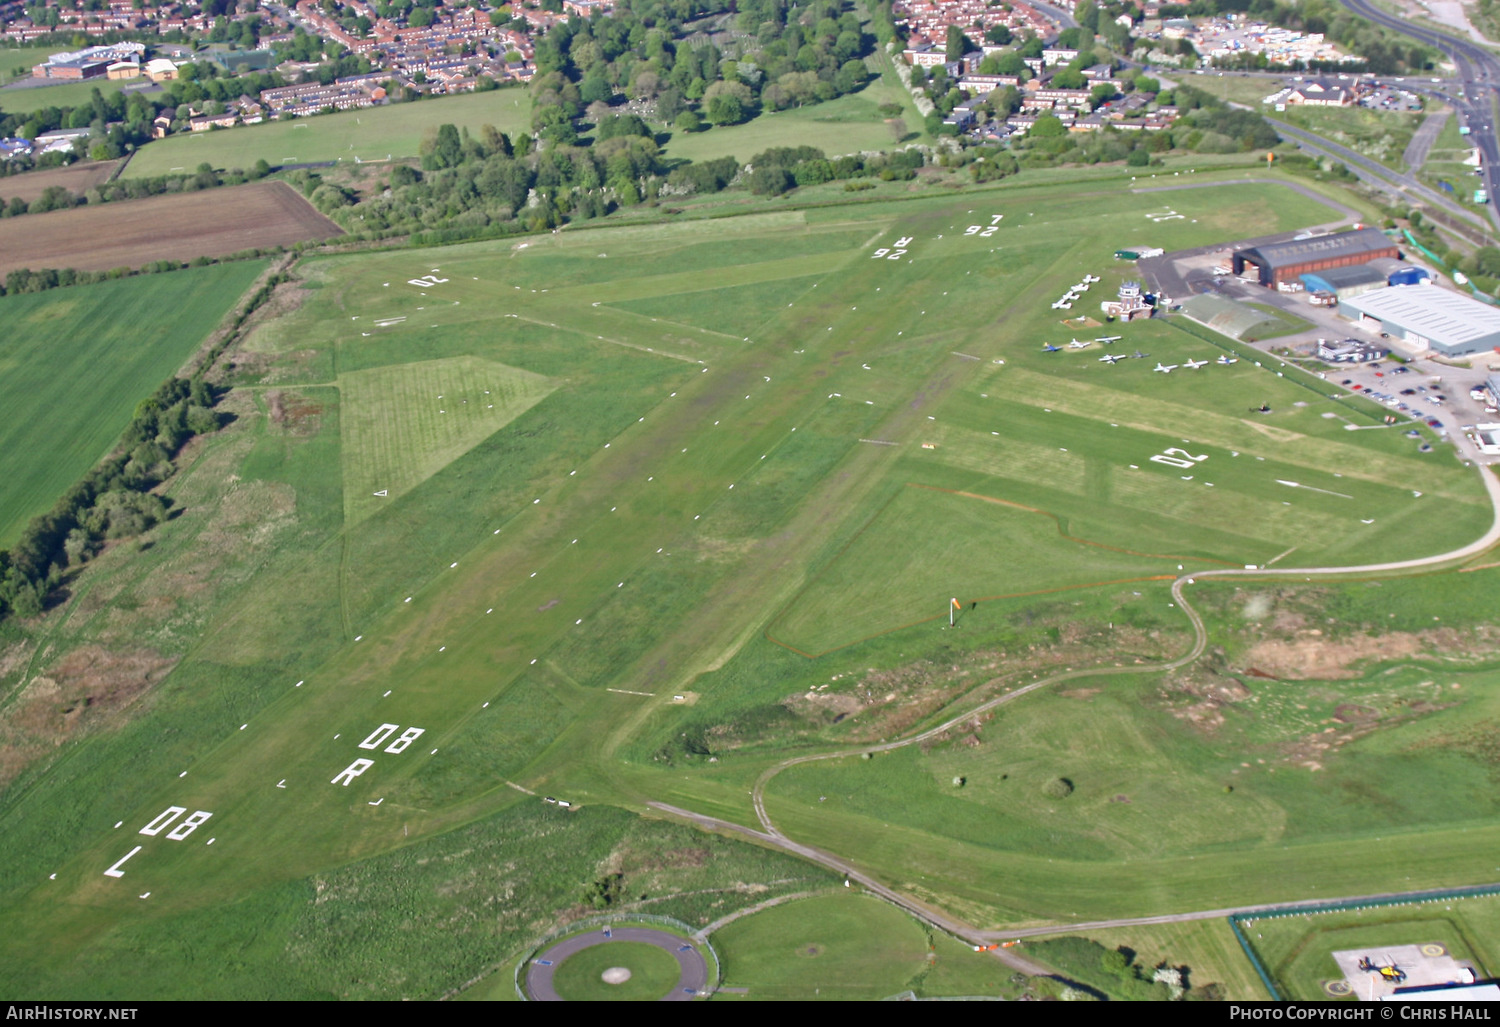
[1231,227,1399,288]
[1339,285,1500,357]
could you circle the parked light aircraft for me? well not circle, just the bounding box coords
[1068,339,1091,349]
[1182,358,1209,370]
[1096,335,1122,344]
[1217,355,1239,365]
[1042,343,1062,352]
[1099,353,1124,364]
[1132,350,1149,359]
[1154,362,1178,373]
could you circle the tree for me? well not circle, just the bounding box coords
[748,165,793,195]
[945,25,975,63]
[420,123,462,169]
[984,24,1012,46]
[674,109,703,133]
[705,93,744,124]
[1052,68,1086,89]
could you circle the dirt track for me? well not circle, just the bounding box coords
[0,180,342,274]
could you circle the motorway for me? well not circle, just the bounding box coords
[1339,0,1500,233]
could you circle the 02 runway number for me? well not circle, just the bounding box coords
[1150,447,1208,469]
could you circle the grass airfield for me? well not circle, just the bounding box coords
[2,172,1498,997]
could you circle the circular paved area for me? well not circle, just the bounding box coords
[526,926,709,1001]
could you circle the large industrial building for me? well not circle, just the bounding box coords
[1231,227,1399,288]
[1339,285,1500,357]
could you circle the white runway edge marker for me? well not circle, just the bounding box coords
[114,821,123,829]
[383,690,392,696]
[240,724,247,731]
[487,608,494,614]
[295,680,304,687]
[179,771,187,778]
[355,635,363,642]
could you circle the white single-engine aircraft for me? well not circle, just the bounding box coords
[1096,335,1123,344]
[1154,362,1178,373]
[1217,355,1239,365]
[1068,339,1091,349]
[1099,353,1125,364]
[1182,358,1209,370]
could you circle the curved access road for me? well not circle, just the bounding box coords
[1337,0,1500,233]
[652,460,1500,975]
[525,926,709,1001]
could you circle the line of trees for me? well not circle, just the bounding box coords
[0,159,274,221]
[0,377,227,621]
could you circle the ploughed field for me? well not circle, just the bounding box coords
[0,180,341,274]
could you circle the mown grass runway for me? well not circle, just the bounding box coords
[2,172,1493,997]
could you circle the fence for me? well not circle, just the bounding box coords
[1228,882,1500,1000]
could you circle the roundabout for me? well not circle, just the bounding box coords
[526,926,710,1001]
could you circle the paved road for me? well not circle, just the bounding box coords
[526,926,709,1001]
[1267,117,1490,234]
[1338,0,1500,233]
[979,881,1500,940]
[652,453,1500,982]
[1403,104,1452,170]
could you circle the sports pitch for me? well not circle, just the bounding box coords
[2,172,1497,997]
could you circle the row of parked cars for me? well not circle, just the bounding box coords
[1341,365,1448,429]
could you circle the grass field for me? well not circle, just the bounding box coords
[338,355,556,526]
[123,64,917,181]
[2,169,1497,998]
[1246,893,1500,1000]
[550,939,683,1000]
[0,261,267,547]
[123,91,534,178]
[1275,106,1423,171]
[0,181,340,274]
[712,892,1023,999]
[1068,919,1272,1000]
[0,77,142,116]
[661,79,916,165]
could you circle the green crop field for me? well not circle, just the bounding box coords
[3,168,1498,999]
[122,90,533,177]
[0,261,267,547]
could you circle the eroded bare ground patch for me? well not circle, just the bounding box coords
[0,645,177,790]
[0,381,305,789]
